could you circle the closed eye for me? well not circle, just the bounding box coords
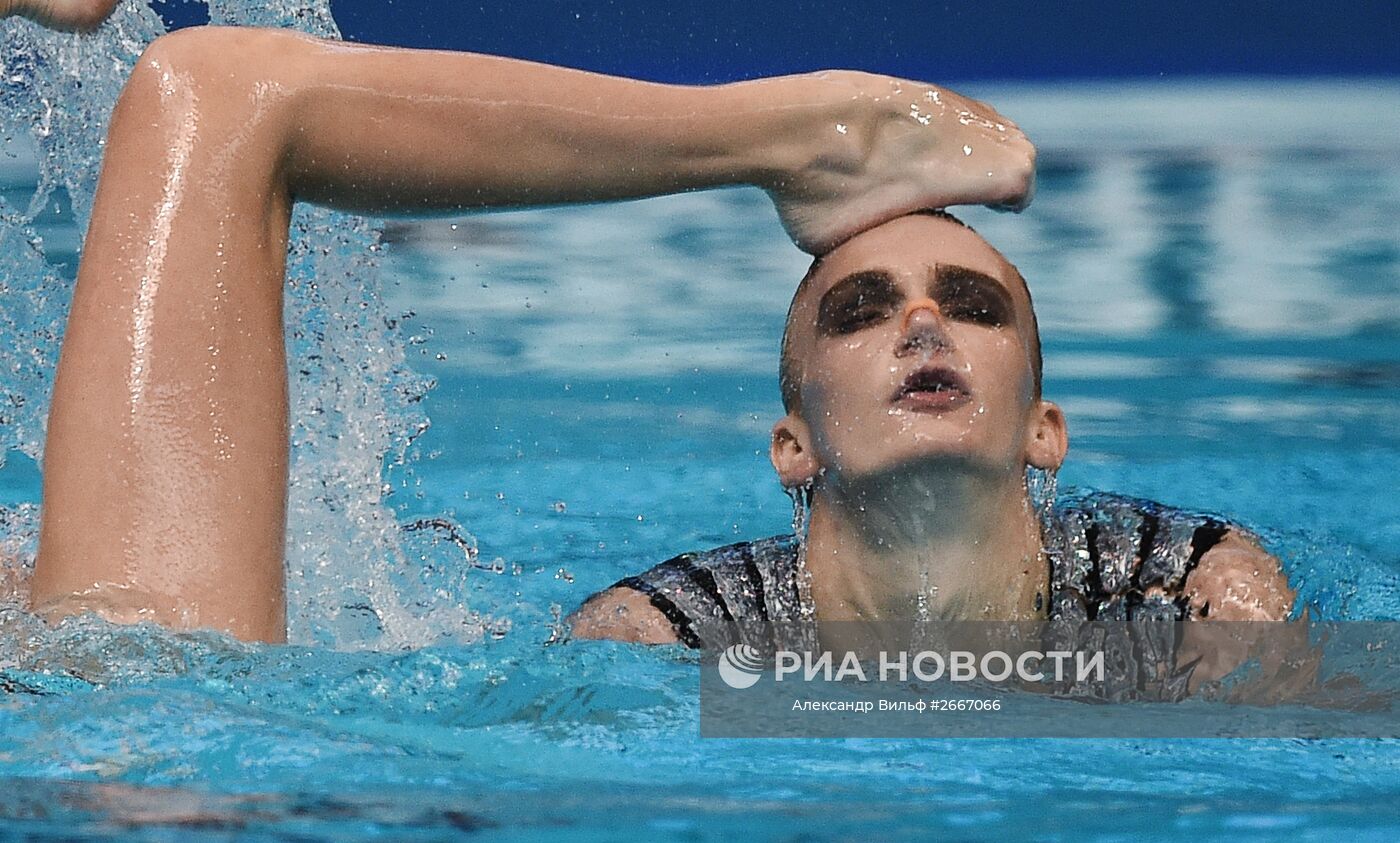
[832,302,896,334]
[817,271,902,337]
[934,267,1014,329]
[942,295,1008,326]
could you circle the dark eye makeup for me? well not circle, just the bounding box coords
[813,265,1016,338]
[935,268,1014,327]
[932,266,1015,328]
[816,271,901,336]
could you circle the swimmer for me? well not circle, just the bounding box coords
[570,211,1296,647]
[20,24,1036,641]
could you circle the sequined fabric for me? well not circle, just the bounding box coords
[609,491,1242,650]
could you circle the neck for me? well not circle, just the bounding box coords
[802,457,1047,623]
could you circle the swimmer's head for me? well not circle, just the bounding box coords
[771,211,1066,489]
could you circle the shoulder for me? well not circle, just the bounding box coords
[567,585,681,645]
[1050,491,1294,620]
[568,535,793,647]
[1181,528,1295,620]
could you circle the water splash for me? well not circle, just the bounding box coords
[785,480,812,541]
[782,482,818,649]
[1025,465,1058,527]
[0,2,483,651]
[1,2,163,466]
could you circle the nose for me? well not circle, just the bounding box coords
[900,297,941,333]
[897,297,949,356]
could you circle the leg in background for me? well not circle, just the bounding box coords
[31,26,1035,641]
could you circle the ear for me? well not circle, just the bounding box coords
[770,414,820,488]
[1024,399,1068,470]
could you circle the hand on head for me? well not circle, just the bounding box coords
[762,70,1036,255]
[2,0,119,32]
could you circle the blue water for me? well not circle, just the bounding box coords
[3,6,1400,840]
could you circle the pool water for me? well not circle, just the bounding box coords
[2,4,1400,840]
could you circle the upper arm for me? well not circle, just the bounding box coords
[1181,529,1295,621]
[567,586,681,645]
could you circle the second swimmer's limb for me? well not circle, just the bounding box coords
[1,0,119,32]
[273,32,1034,252]
[33,25,1034,642]
[35,28,299,641]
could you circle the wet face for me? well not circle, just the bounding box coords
[773,214,1065,488]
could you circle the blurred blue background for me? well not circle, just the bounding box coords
[3,3,1400,838]
[152,0,1398,82]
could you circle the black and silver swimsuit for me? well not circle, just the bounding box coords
[607,491,1244,650]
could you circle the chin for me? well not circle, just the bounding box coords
[831,439,1003,485]
[878,408,993,449]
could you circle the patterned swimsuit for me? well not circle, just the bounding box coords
[607,491,1242,650]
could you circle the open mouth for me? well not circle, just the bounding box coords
[891,365,973,411]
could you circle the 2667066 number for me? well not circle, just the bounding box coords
[927,699,1001,712]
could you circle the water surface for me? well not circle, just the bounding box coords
[1,9,1398,838]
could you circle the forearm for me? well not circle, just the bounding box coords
[281,36,820,213]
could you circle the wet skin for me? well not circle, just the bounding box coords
[776,214,1055,490]
[25,25,1034,642]
[572,214,1295,644]
[770,214,1064,628]
[575,214,1067,640]
[1,0,118,32]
